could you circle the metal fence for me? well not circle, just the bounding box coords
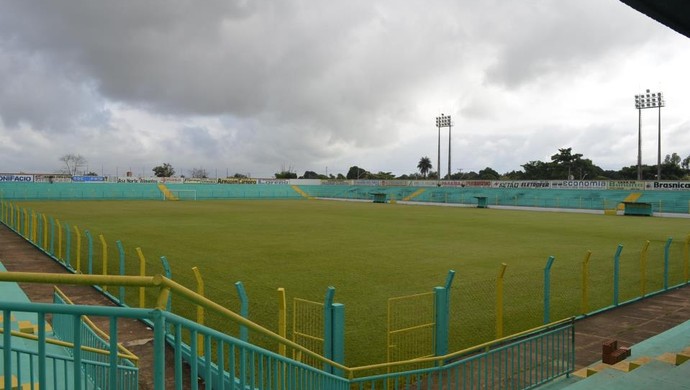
[51,287,139,388]
[351,318,575,389]
[0,271,576,390]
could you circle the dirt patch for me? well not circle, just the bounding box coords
[0,224,201,390]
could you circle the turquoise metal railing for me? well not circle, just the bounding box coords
[52,290,139,388]
[0,300,348,390]
[1,298,574,390]
[351,317,575,389]
[1,306,139,390]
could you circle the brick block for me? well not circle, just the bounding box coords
[602,339,618,355]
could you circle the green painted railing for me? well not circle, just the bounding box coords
[2,302,141,390]
[350,317,575,389]
[0,269,576,390]
[52,288,139,387]
[0,292,349,390]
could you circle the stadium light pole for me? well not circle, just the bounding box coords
[634,89,665,180]
[435,114,452,180]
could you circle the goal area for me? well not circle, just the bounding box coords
[167,189,197,201]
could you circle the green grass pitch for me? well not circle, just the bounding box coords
[14,199,690,367]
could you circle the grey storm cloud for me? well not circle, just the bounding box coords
[0,0,688,176]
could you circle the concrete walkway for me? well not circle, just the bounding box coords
[574,284,690,369]
[0,224,200,390]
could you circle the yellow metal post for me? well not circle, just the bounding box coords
[136,248,146,308]
[684,234,690,283]
[156,287,171,310]
[42,214,48,250]
[640,241,650,296]
[56,219,63,261]
[581,251,592,314]
[192,266,205,356]
[31,212,37,243]
[23,207,29,237]
[278,288,287,356]
[496,263,507,339]
[74,226,82,273]
[99,234,108,292]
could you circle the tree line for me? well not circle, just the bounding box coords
[349,148,690,181]
[59,148,690,180]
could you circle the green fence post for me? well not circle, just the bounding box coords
[4,310,13,390]
[323,286,335,373]
[235,281,249,342]
[332,302,345,376]
[235,281,249,388]
[640,241,650,297]
[613,244,623,306]
[116,240,126,305]
[496,263,507,339]
[434,286,449,357]
[73,314,83,390]
[74,225,82,273]
[581,251,592,314]
[38,312,46,389]
[664,237,673,290]
[444,269,455,337]
[64,222,72,269]
[193,266,205,356]
[444,269,455,290]
[153,310,166,390]
[683,234,690,284]
[56,219,63,261]
[85,230,94,274]
[543,256,555,324]
[160,256,172,312]
[109,317,119,390]
[99,234,108,292]
[49,216,55,255]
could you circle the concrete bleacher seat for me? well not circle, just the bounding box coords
[0,182,161,200]
[559,319,690,389]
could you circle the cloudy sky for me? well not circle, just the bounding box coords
[1,1,689,178]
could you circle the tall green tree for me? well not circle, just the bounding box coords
[152,163,175,177]
[681,155,690,170]
[275,170,297,179]
[477,167,500,180]
[550,147,583,179]
[521,161,551,179]
[664,153,681,166]
[417,156,432,178]
[346,166,368,179]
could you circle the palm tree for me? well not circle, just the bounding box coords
[417,156,432,178]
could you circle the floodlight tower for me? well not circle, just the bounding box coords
[435,114,452,180]
[634,89,665,180]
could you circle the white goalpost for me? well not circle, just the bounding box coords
[166,189,197,200]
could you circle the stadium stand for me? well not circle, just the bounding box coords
[2,181,689,213]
